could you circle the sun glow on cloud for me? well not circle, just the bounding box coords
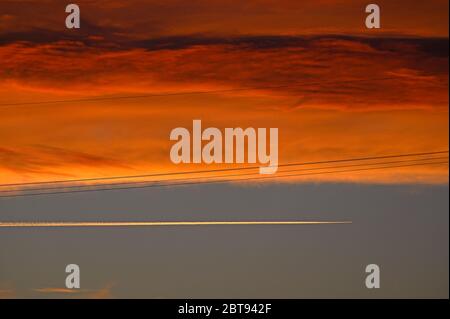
[0,1,448,186]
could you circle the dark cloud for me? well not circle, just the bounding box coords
[2,25,449,57]
[0,33,447,110]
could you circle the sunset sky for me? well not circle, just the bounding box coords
[0,0,448,185]
[0,0,448,299]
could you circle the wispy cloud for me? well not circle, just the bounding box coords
[1,0,448,37]
[0,3,447,186]
[34,284,114,299]
[0,145,131,175]
[0,288,16,298]
[0,35,447,109]
[34,287,85,294]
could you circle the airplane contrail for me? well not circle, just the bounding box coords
[0,221,352,228]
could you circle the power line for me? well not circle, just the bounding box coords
[0,77,396,108]
[1,156,447,194]
[1,150,447,188]
[1,160,446,198]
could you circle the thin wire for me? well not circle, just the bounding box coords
[1,156,447,194]
[0,77,396,108]
[1,150,447,188]
[1,160,446,198]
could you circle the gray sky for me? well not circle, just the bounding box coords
[0,182,448,298]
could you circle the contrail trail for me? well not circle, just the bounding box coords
[0,221,352,228]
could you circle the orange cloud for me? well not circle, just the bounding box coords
[34,287,84,294]
[0,22,447,186]
[0,36,447,110]
[0,288,16,298]
[34,284,114,299]
[0,0,448,37]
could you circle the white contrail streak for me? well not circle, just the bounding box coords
[0,221,352,228]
